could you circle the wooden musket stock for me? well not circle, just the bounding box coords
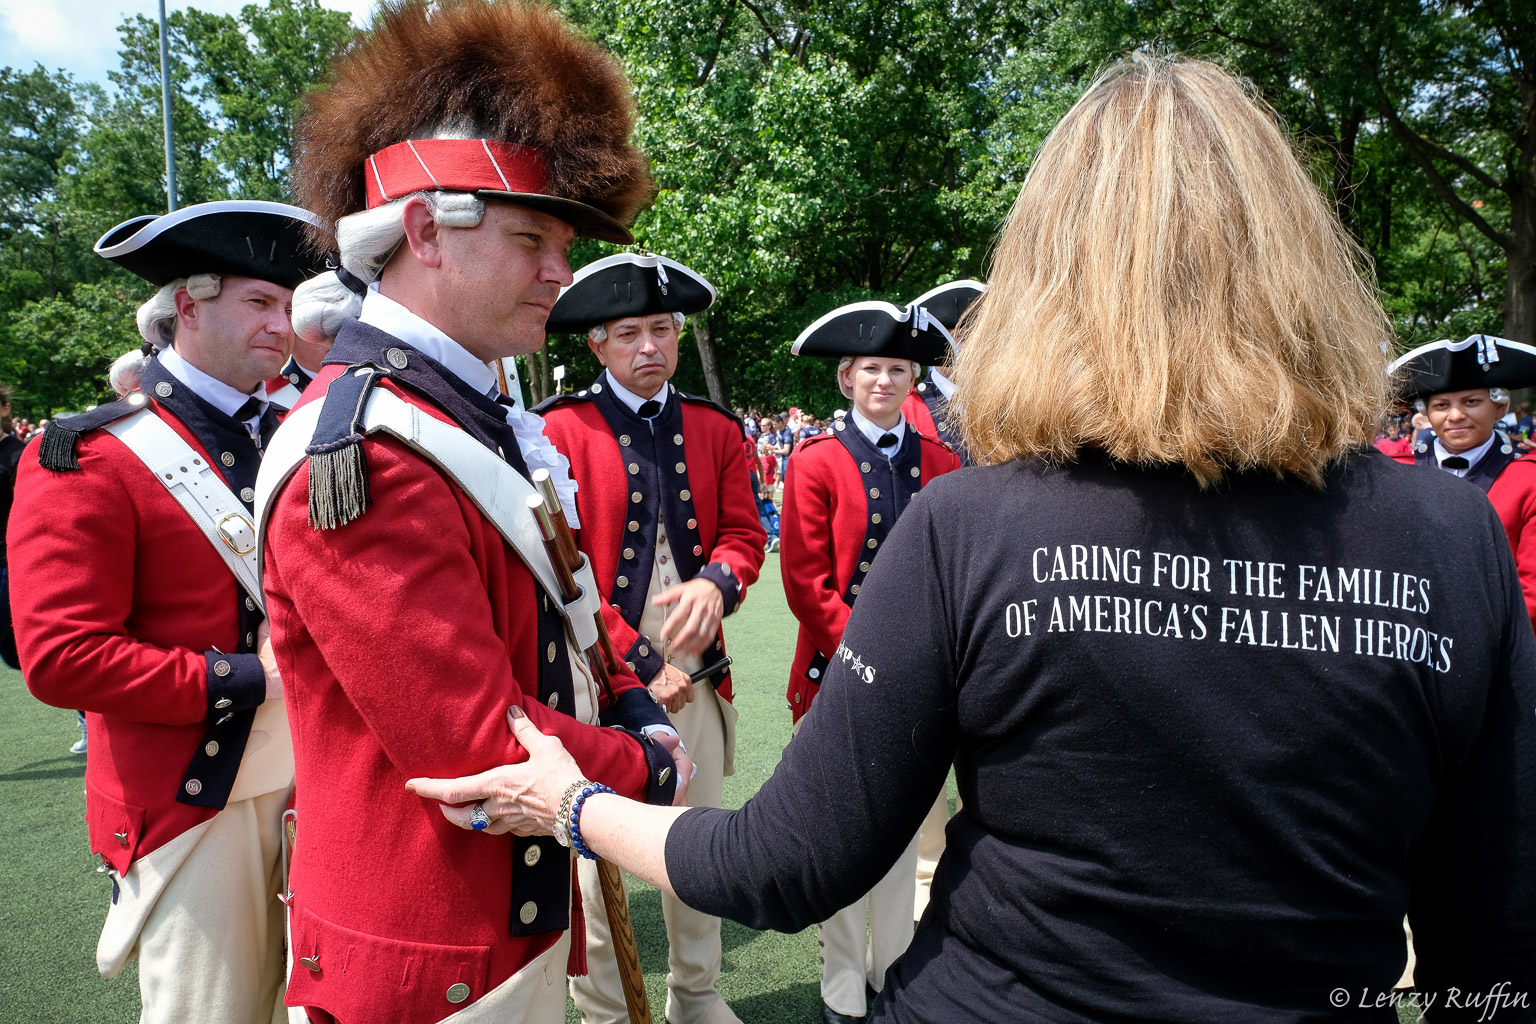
[525,471,652,1024]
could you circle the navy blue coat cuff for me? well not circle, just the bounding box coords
[696,562,741,615]
[601,690,680,805]
[204,651,265,719]
[624,636,665,684]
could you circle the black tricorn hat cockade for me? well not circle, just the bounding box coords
[908,279,986,334]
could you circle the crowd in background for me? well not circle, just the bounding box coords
[1373,394,1536,459]
[738,405,848,552]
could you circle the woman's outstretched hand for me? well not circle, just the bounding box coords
[405,706,582,837]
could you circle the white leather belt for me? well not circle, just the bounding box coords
[266,382,303,412]
[106,410,265,614]
[254,389,602,653]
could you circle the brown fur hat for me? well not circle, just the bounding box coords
[291,0,651,248]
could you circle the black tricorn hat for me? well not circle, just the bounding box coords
[792,301,954,364]
[94,200,328,289]
[548,252,716,333]
[908,279,986,333]
[1389,334,1536,400]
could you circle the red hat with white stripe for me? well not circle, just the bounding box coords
[291,0,651,246]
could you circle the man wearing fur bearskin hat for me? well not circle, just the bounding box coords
[9,198,325,1024]
[254,3,688,1022]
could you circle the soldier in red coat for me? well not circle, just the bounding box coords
[1391,334,1536,625]
[898,280,985,466]
[894,279,986,919]
[784,301,962,1024]
[536,252,766,1024]
[8,199,324,1023]
[260,5,685,1022]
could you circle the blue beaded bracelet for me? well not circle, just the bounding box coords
[567,782,614,861]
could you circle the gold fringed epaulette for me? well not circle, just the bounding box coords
[304,365,383,529]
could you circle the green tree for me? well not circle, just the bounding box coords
[561,0,1030,411]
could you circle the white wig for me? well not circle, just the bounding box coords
[588,311,686,345]
[111,274,222,396]
[290,191,487,347]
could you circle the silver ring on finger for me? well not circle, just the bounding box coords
[470,802,490,831]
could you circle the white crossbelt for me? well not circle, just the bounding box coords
[105,409,265,614]
[253,387,602,655]
[266,382,303,412]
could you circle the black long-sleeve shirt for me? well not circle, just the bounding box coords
[667,448,1536,1023]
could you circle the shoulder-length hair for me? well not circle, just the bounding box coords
[952,55,1393,486]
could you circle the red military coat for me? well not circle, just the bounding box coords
[900,388,939,439]
[781,422,960,722]
[264,359,665,1024]
[1489,455,1536,625]
[1397,434,1536,626]
[538,381,765,701]
[10,390,269,875]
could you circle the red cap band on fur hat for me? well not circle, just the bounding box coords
[363,138,550,208]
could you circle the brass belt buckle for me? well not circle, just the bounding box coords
[217,511,258,556]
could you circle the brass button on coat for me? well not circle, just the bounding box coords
[240,487,255,503]
[620,434,632,446]
[205,741,220,757]
[155,381,174,398]
[851,584,861,594]
[859,561,871,572]
[693,545,703,556]
[546,642,557,663]
[628,463,639,474]
[867,538,879,549]
[245,597,257,612]
[623,547,635,560]
[871,513,882,524]
[860,462,872,473]
[680,489,691,501]
[631,492,643,503]
[214,697,232,709]
[385,347,409,369]
[524,845,542,867]
[869,487,880,499]
[910,466,922,478]
[213,660,231,677]
[628,520,639,532]
[617,575,629,588]
[519,901,538,924]
[673,434,684,445]
[114,830,129,845]
[639,645,650,657]
[184,779,203,796]
[221,452,236,467]
[687,518,697,529]
[446,983,471,1004]
[675,462,686,473]
[547,692,559,709]
[299,955,320,972]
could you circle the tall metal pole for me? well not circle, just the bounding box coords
[158,0,178,211]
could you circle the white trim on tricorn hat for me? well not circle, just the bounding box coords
[547,252,716,333]
[792,300,954,364]
[908,279,987,333]
[1388,334,1536,400]
[95,200,328,289]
